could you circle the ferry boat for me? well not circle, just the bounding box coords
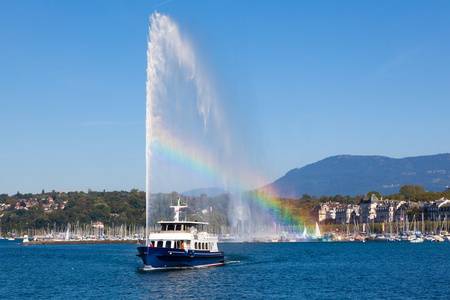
[137,200,225,269]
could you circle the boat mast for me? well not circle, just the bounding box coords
[171,198,188,221]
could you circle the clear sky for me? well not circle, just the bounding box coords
[1,1,450,195]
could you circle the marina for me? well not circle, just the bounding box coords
[6,225,146,246]
[19,239,143,245]
[11,223,450,245]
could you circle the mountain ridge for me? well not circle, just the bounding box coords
[263,153,450,198]
[182,187,226,197]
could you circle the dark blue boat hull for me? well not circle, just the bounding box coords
[137,246,225,269]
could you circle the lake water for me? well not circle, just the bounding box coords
[1,239,449,299]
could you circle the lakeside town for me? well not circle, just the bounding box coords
[305,194,450,243]
[3,195,450,245]
[312,194,450,225]
[2,186,450,245]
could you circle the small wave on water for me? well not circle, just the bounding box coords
[138,262,229,272]
[224,260,241,265]
[137,260,241,272]
[138,266,193,272]
[138,266,158,272]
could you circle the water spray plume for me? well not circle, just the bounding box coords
[145,12,312,241]
[146,12,217,240]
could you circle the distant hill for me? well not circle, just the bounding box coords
[263,154,450,198]
[182,187,226,197]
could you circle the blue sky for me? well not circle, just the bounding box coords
[1,1,449,195]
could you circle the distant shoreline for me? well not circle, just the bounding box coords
[18,239,145,246]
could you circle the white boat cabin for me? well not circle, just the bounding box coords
[148,221,219,252]
[147,199,220,252]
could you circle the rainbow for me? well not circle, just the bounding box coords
[152,134,315,234]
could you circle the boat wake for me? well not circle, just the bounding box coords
[224,260,241,265]
[138,266,189,272]
[138,261,225,272]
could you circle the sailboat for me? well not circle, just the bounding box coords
[410,237,424,243]
[315,222,332,242]
[314,222,320,238]
[302,227,308,239]
[65,224,70,240]
[296,227,310,242]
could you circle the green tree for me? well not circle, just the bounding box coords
[207,211,227,234]
[388,193,405,200]
[319,196,332,203]
[35,215,50,228]
[301,194,311,200]
[333,194,344,202]
[0,194,8,203]
[399,185,425,200]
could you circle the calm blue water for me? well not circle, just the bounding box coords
[1,239,449,299]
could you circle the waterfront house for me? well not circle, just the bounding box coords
[375,201,406,223]
[312,202,342,224]
[359,194,379,223]
[335,204,360,224]
[375,201,394,223]
[425,198,450,221]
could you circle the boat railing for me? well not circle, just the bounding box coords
[153,229,196,233]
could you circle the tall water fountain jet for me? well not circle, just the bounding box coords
[145,12,293,241]
[145,12,228,240]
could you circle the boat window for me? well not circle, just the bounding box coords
[156,241,163,248]
[195,242,197,249]
[161,225,167,231]
[202,243,205,250]
[176,225,182,231]
[166,241,172,248]
[206,243,208,250]
[168,224,174,231]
